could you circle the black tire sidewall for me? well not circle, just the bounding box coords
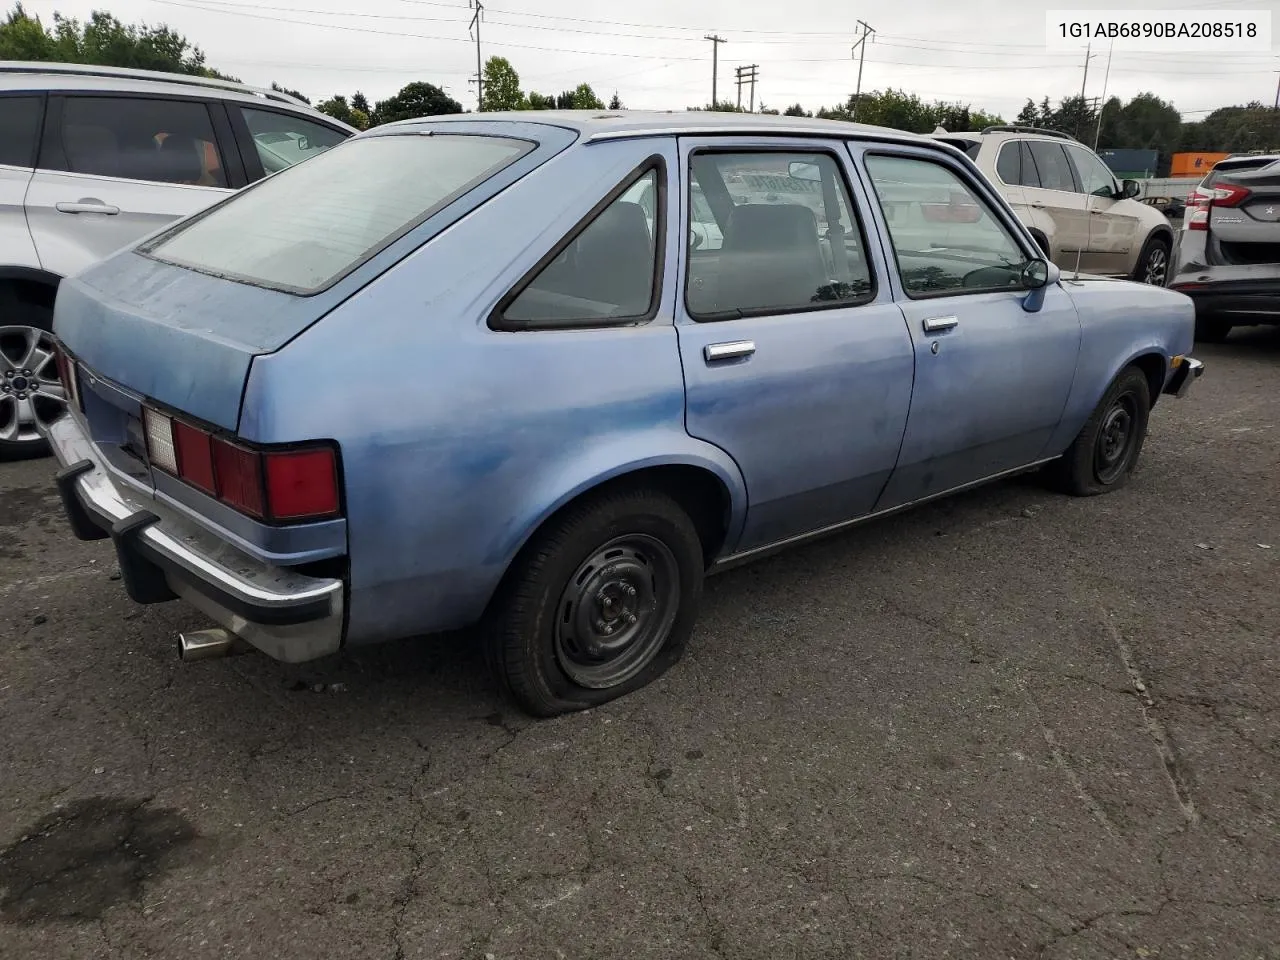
[1135,235,1170,285]
[494,490,704,715]
[1076,368,1151,494]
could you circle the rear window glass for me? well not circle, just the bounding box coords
[1203,158,1276,187]
[143,133,533,294]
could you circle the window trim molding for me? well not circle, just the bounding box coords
[488,153,667,332]
[862,148,1039,302]
[682,144,879,324]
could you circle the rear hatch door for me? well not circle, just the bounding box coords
[1208,161,1280,264]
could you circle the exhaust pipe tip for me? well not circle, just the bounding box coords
[178,628,251,662]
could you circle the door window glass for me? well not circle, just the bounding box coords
[1065,144,1118,198]
[238,107,349,176]
[501,167,660,327]
[685,151,873,317]
[1018,141,1042,188]
[61,97,226,187]
[995,142,1020,184]
[1026,141,1077,193]
[865,153,1028,298]
[0,96,42,168]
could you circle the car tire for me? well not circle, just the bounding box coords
[1194,316,1232,344]
[1132,234,1170,286]
[483,486,705,717]
[1045,366,1151,497]
[0,298,63,461]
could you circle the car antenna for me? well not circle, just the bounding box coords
[1073,39,1114,281]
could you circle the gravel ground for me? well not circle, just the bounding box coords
[1,329,1277,960]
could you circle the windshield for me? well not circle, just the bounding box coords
[143,133,532,294]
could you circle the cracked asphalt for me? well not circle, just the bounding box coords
[2,328,1278,960]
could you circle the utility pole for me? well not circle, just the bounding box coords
[851,20,875,121]
[704,34,727,108]
[469,0,484,111]
[734,64,759,112]
[1078,41,1095,104]
[1274,70,1279,110]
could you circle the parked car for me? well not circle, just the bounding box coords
[932,125,1174,286]
[0,62,356,458]
[1167,153,1280,342]
[44,111,1203,717]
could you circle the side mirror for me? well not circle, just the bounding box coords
[1120,179,1141,200]
[297,135,310,151]
[788,160,822,183]
[1020,257,1060,290]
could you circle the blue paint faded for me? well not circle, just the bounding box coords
[47,111,1199,661]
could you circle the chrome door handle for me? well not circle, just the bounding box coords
[922,315,959,333]
[56,201,120,215]
[704,340,755,362]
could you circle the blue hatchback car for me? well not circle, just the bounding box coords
[44,111,1204,716]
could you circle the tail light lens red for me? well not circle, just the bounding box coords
[1188,183,1250,231]
[142,405,340,523]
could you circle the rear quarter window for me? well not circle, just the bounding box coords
[142,133,533,294]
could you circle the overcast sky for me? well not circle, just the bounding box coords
[22,0,1279,119]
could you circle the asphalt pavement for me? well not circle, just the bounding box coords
[2,328,1278,960]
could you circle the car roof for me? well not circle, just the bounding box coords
[0,61,356,130]
[374,109,935,147]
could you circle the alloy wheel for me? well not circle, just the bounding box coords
[1142,246,1168,286]
[0,325,68,445]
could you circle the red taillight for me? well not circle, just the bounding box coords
[211,438,265,518]
[141,404,339,522]
[172,419,215,494]
[1208,182,1250,208]
[264,449,339,520]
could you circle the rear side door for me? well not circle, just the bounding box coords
[1020,139,1091,271]
[24,94,239,279]
[1064,142,1140,275]
[852,143,1081,508]
[0,93,43,272]
[675,137,916,554]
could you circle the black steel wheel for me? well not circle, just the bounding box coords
[484,486,704,717]
[1044,366,1151,497]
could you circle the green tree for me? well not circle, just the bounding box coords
[783,103,811,117]
[351,91,370,114]
[608,91,623,110]
[372,82,462,125]
[1015,99,1042,126]
[573,83,605,109]
[526,91,556,110]
[481,56,525,111]
[316,94,355,127]
[270,81,309,105]
[0,3,54,59]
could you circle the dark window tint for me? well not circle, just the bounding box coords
[995,142,1020,184]
[0,96,42,168]
[686,151,873,317]
[502,168,660,326]
[1018,142,1041,187]
[239,107,349,175]
[1026,141,1076,192]
[61,97,227,187]
[866,154,1027,298]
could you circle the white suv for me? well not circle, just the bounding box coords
[933,125,1174,286]
[0,62,356,457]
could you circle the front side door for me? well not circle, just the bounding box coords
[1019,139,1092,273]
[852,144,1081,510]
[675,137,916,554]
[1064,142,1140,275]
[24,94,236,279]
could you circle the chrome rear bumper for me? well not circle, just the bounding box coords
[46,414,344,663]
[1164,356,1205,399]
